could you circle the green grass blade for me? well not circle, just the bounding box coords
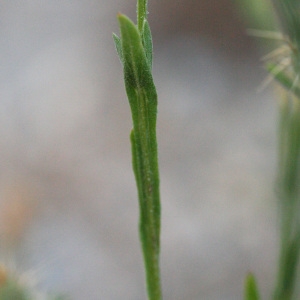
[244,273,260,300]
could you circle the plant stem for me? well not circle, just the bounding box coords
[137,0,147,32]
[273,95,300,300]
[264,1,300,298]
[114,2,162,298]
[124,17,162,299]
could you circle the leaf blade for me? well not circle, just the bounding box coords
[244,273,260,300]
[112,33,123,64]
[141,19,153,69]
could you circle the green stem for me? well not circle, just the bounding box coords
[128,39,161,300]
[131,125,161,300]
[274,201,300,300]
[114,10,162,300]
[265,2,300,298]
[273,95,300,300]
[137,0,147,32]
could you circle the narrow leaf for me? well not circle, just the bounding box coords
[117,13,157,125]
[141,19,153,69]
[266,62,300,99]
[117,13,161,300]
[112,33,123,64]
[244,273,260,300]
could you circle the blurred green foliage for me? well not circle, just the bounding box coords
[234,0,276,30]
[0,280,29,300]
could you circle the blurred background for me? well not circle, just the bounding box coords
[0,0,280,299]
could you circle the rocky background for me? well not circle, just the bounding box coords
[0,1,278,299]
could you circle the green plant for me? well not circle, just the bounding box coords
[113,0,300,299]
[245,1,300,299]
[268,1,300,299]
[113,1,162,300]
[244,273,260,300]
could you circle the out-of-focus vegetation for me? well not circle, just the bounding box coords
[234,0,276,30]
